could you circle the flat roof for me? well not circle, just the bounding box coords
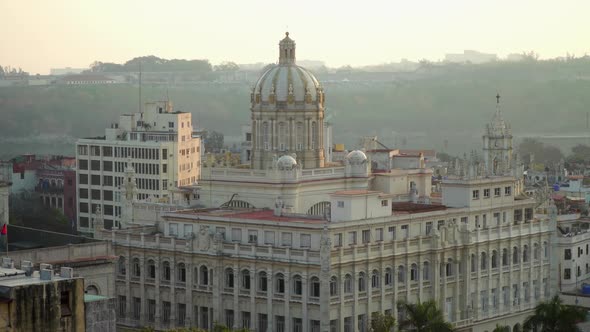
[173,209,324,224]
[332,190,381,196]
[392,202,447,214]
[0,270,75,288]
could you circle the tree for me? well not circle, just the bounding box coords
[398,300,455,332]
[518,138,563,165]
[370,311,396,332]
[204,131,225,153]
[212,323,251,332]
[214,61,239,72]
[523,295,586,332]
[492,324,510,332]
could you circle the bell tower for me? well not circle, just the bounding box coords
[483,93,513,175]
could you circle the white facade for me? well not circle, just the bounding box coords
[555,216,590,293]
[75,101,200,233]
[99,33,556,332]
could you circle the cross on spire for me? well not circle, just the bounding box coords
[496,93,500,105]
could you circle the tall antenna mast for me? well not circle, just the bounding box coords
[138,61,142,114]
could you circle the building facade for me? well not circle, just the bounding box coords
[75,101,201,233]
[100,33,554,332]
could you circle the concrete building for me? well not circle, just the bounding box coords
[444,50,498,64]
[0,261,85,331]
[75,100,201,234]
[101,33,553,332]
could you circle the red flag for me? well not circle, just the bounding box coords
[1,224,7,236]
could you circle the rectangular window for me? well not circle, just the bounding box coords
[103,176,113,187]
[178,303,186,326]
[102,160,113,171]
[79,174,88,185]
[437,220,445,230]
[264,231,275,245]
[300,234,311,248]
[162,149,167,160]
[564,268,571,280]
[248,230,258,244]
[348,231,357,245]
[401,225,409,238]
[79,188,88,199]
[91,189,101,200]
[168,122,174,128]
[565,249,572,260]
[78,159,88,170]
[91,175,100,185]
[334,233,342,247]
[426,222,433,235]
[79,203,88,213]
[132,297,140,320]
[77,145,88,155]
[91,160,101,171]
[102,146,113,157]
[483,188,490,198]
[375,228,383,241]
[472,190,480,200]
[362,230,371,244]
[337,201,344,208]
[389,226,396,240]
[169,223,178,237]
[494,187,501,196]
[242,311,250,329]
[381,199,388,207]
[281,232,292,246]
[148,299,156,322]
[225,310,234,330]
[163,164,167,173]
[90,145,100,156]
[118,295,126,318]
[162,301,171,324]
[505,186,512,196]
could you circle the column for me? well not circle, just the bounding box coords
[284,271,291,332]
[267,268,274,332]
[233,266,239,329]
[251,269,257,331]
[302,274,308,332]
[139,254,146,326]
[154,258,161,330]
[185,261,193,327]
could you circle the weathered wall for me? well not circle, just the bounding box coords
[85,297,116,332]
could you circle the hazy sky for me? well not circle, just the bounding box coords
[2,0,589,74]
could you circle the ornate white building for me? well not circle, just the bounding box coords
[101,34,555,332]
[483,94,513,176]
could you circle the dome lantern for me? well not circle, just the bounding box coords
[279,32,296,65]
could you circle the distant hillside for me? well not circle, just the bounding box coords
[1,59,590,157]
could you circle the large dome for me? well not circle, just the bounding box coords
[251,32,323,105]
[254,65,320,103]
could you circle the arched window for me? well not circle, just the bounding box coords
[118,256,126,276]
[523,245,529,263]
[292,275,302,295]
[146,259,156,279]
[200,266,209,286]
[481,252,488,270]
[278,122,287,151]
[296,122,304,151]
[492,250,498,268]
[275,273,285,294]
[358,272,366,292]
[86,285,99,295]
[344,274,353,293]
[502,248,508,266]
[513,246,519,264]
[534,243,540,260]
[310,277,320,297]
[384,268,393,286]
[446,259,453,277]
[242,270,251,290]
[410,264,419,281]
[225,268,234,288]
[371,270,380,288]
[330,276,338,296]
[471,254,476,272]
[162,261,171,281]
[177,263,186,282]
[258,271,268,292]
[398,265,405,283]
[132,258,140,277]
[307,201,331,216]
[423,262,430,281]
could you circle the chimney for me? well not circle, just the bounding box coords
[60,267,74,279]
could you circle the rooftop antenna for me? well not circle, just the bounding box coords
[138,61,142,114]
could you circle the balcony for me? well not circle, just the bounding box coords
[35,185,64,194]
